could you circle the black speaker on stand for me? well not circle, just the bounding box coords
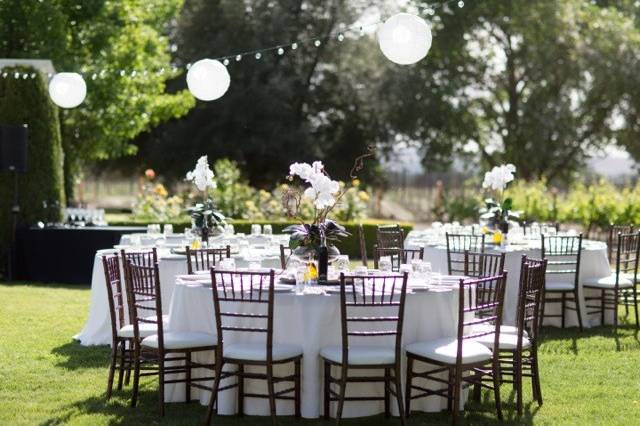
[0,124,28,281]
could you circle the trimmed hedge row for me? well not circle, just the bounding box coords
[106,215,413,259]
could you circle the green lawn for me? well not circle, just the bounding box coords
[1,283,639,425]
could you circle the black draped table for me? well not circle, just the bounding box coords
[16,225,147,284]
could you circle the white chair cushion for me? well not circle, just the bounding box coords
[223,342,302,362]
[583,274,634,289]
[470,323,526,337]
[118,323,157,339]
[141,331,217,350]
[405,337,492,365]
[320,345,396,366]
[545,281,575,291]
[144,314,169,323]
[474,333,532,351]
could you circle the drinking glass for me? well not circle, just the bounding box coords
[225,224,235,235]
[399,263,412,275]
[163,224,173,236]
[263,224,273,235]
[220,258,236,270]
[379,256,392,272]
[335,255,350,272]
[251,224,261,235]
[295,265,307,295]
[355,266,368,276]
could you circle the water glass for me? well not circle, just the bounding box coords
[220,258,236,270]
[225,224,235,235]
[355,266,368,276]
[335,255,350,272]
[378,256,392,272]
[399,263,412,275]
[163,224,173,236]
[251,224,262,235]
[263,224,273,235]
[295,266,307,295]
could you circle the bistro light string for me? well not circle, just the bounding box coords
[0,0,471,107]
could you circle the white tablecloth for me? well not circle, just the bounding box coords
[164,281,462,418]
[405,231,612,328]
[74,243,283,346]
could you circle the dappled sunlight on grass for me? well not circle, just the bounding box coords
[1,283,640,425]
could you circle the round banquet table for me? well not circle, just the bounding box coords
[164,280,463,418]
[74,241,283,346]
[404,231,612,328]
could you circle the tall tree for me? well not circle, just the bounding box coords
[0,0,195,199]
[394,0,640,181]
[129,0,388,186]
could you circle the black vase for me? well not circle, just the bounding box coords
[499,221,509,234]
[317,245,329,285]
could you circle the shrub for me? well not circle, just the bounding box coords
[0,66,65,276]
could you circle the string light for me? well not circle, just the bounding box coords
[277,47,285,55]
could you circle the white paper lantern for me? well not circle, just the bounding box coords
[186,59,230,101]
[48,72,87,108]
[378,13,432,65]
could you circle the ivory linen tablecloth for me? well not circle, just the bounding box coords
[163,281,462,418]
[404,232,612,327]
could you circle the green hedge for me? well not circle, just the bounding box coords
[0,66,65,277]
[105,214,413,259]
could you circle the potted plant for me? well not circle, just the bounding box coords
[479,164,521,235]
[185,155,226,243]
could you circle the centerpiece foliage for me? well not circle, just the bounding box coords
[184,156,225,241]
[479,164,521,232]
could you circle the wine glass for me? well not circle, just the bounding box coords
[378,256,392,272]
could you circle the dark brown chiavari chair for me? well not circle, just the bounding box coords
[445,233,486,275]
[102,254,133,399]
[475,256,547,416]
[204,269,303,425]
[279,244,293,269]
[373,247,424,271]
[540,234,584,330]
[463,251,505,279]
[584,232,640,329]
[358,223,369,266]
[125,259,217,416]
[376,224,405,249]
[321,273,409,424]
[186,245,231,274]
[405,273,507,424]
[606,225,635,264]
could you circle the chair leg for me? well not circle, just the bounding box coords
[117,340,126,390]
[452,367,462,426]
[493,360,503,421]
[514,351,523,417]
[204,359,223,425]
[613,289,619,330]
[574,288,584,331]
[561,292,566,328]
[394,364,406,426]
[294,359,301,418]
[123,341,131,387]
[237,364,244,416]
[531,347,543,406]
[624,290,629,317]
[633,286,639,329]
[336,364,348,425]
[185,350,191,403]
[447,368,454,412]
[384,367,390,417]
[405,356,413,418]
[106,340,118,400]
[266,364,277,426]
[601,289,606,326]
[158,351,165,416]
[324,361,331,420]
[131,346,141,408]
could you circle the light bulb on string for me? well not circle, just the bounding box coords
[235,54,242,61]
[291,42,298,50]
[337,33,345,42]
[458,1,464,7]
[277,47,285,55]
[314,40,322,47]
[223,59,230,66]
[255,52,262,60]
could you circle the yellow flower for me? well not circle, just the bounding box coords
[492,231,502,244]
[352,179,360,187]
[481,225,489,235]
[153,184,168,197]
[358,191,370,202]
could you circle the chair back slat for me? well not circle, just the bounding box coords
[211,269,275,359]
[358,223,369,266]
[614,232,640,284]
[541,234,582,289]
[339,273,408,365]
[446,233,485,275]
[464,251,505,279]
[458,274,507,362]
[186,246,231,274]
[516,256,547,344]
[376,224,404,249]
[607,225,635,263]
[102,255,126,338]
[122,251,164,345]
[279,244,293,269]
[373,247,424,271]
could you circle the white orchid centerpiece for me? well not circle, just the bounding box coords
[185,155,225,240]
[480,163,520,229]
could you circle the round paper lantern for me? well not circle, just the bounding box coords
[378,13,432,65]
[186,59,230,101]
[48,72,87,108]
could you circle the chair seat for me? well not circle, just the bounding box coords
[473,333,532,351]
[223,342,302,362]
[583,274,634,289]
[405,337,492,365]
[118,323,158,339]
[320,345,396,366]
[141,331,217,350]
[470,323,525,337]
[545,281,575,291]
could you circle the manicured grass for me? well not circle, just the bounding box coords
[1,283,639,425]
